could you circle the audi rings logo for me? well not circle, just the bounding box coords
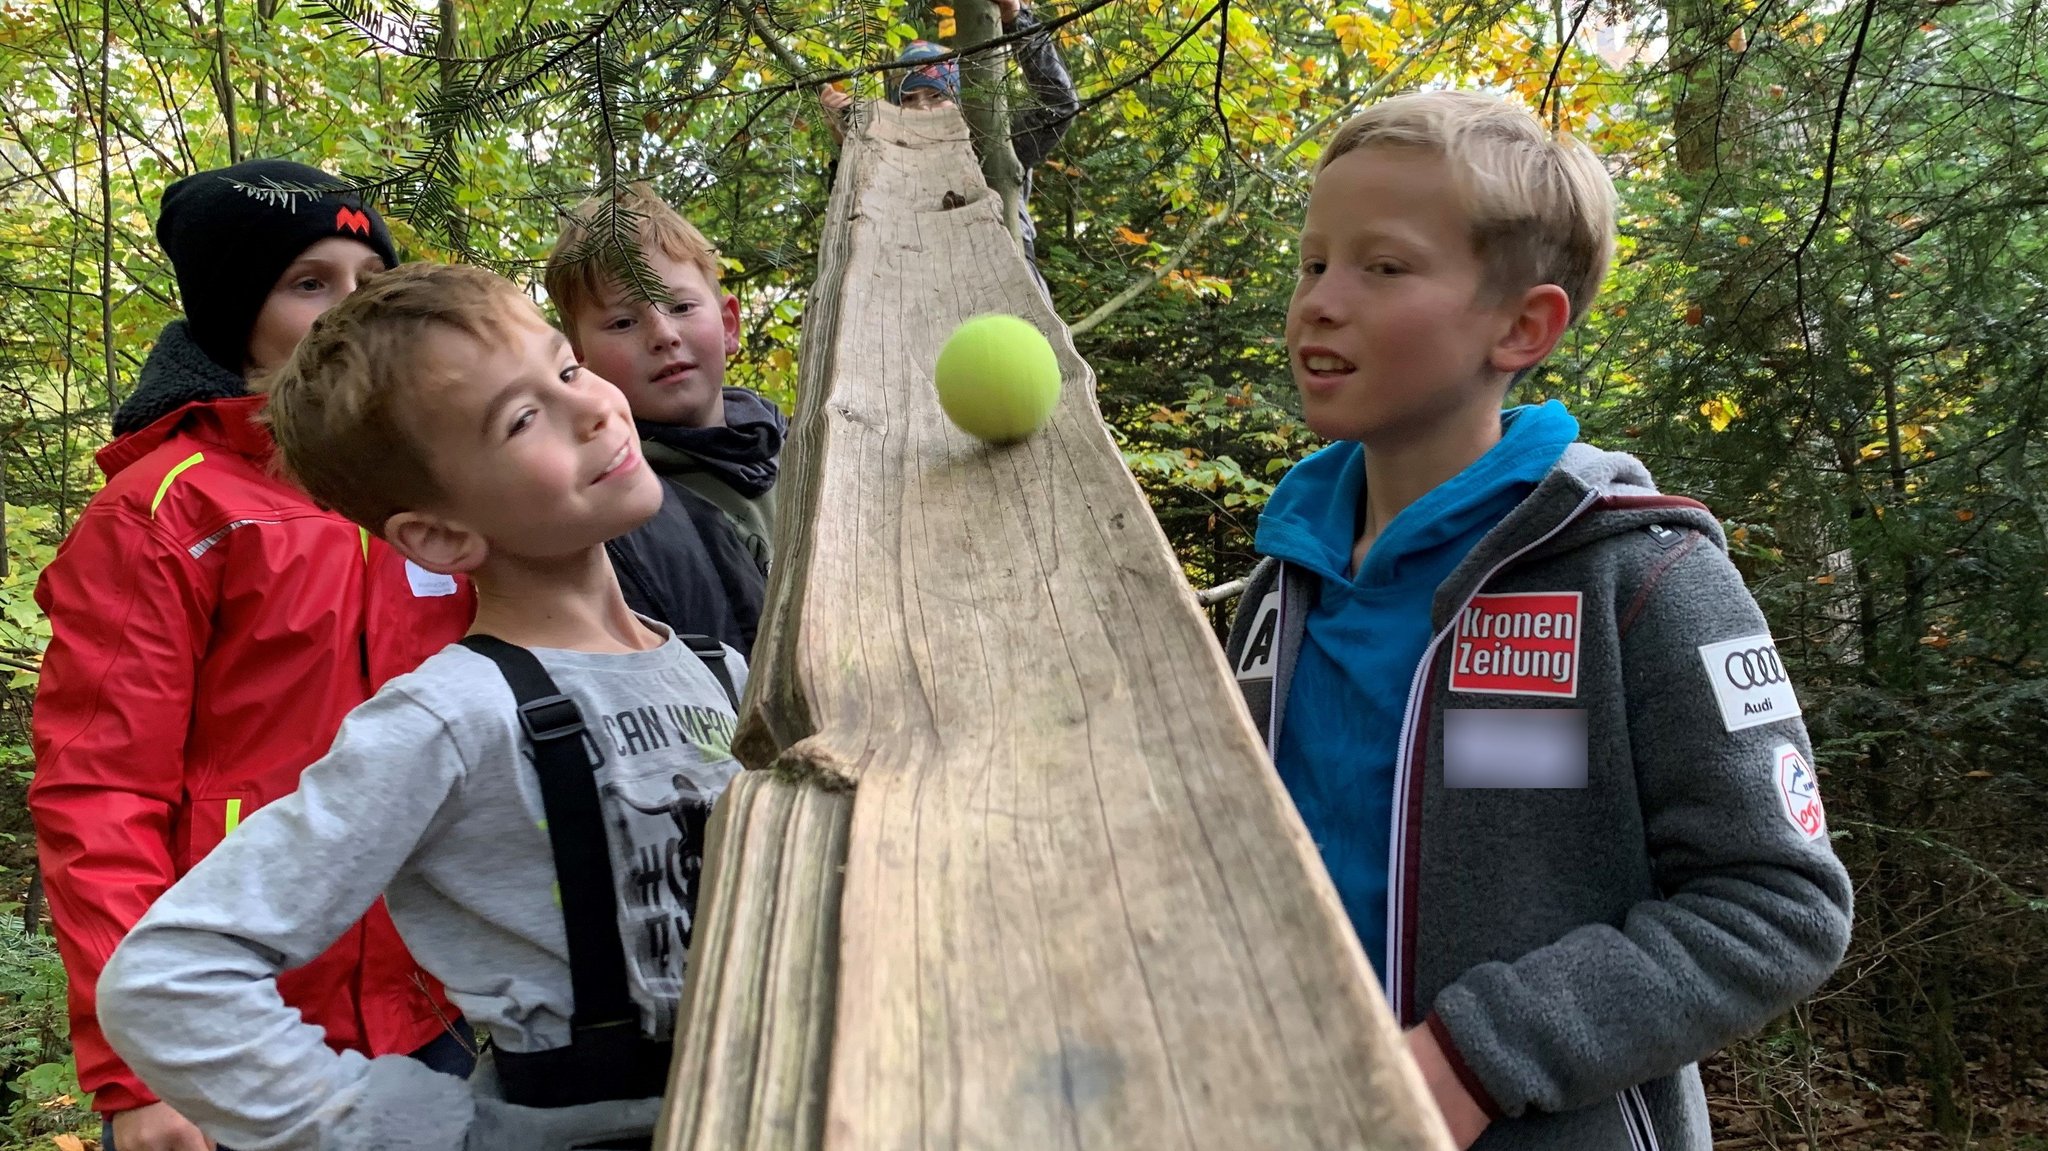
[1701,632,1803,732]
[1723,646,1787,689]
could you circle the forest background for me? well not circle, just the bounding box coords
[1,0,2044,1146]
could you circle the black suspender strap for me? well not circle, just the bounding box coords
[459,635,635,1031]
[678,634,740,710]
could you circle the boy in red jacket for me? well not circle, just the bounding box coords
[28,160,477,1151]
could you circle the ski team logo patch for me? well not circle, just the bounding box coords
[1699,633,1802,732]
[1447,592,1582,698]
[1234,588,1281,683]
[1774,743,1826,840]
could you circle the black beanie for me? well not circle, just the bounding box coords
[155,159,399,373]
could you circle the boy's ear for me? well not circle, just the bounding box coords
[1489,283,1573,376]
[720,292,741,359]
[384,510,489,576]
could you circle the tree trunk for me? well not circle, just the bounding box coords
[954,0,1024,248]
[253,0,278,139]
[1928,954,1966,1140]
[438,0,469,251]
[657,100,1451,1151]
[212,0,239,164]
[1667,0,1727,177]
[99,0,117,419]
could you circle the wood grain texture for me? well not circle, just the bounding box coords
[660,100,1452,1151]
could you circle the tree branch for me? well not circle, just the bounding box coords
[99,0,118,421]
[1790,0,1878,270]
[213,0,240,163]
[741,5,810,79]
[1535,0,1595,128]
[957,0,1023,247]
[1212,0,1236,166]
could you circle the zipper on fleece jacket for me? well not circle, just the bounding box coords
[1381,488,1604,1015]
[605,538,664,625]
[1620,1084,1665,1151]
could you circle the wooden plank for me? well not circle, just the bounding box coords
[660,100,1452,1151]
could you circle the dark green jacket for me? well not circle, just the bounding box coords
[609,387,786,655]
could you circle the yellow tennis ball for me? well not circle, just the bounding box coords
[933,314,1061,444]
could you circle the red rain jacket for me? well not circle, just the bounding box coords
[29,393,475,1114]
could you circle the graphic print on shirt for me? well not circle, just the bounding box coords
[524,694,740,1040]
[1446,591,1583,698]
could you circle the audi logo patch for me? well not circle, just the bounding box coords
[1698,633,1803,732]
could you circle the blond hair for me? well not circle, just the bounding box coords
[544,183,721,333]
[1319,90,1617,324]
[264,262,536,532]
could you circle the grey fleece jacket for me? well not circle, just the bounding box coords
[96,624,745,1151]
[1224,443,1853,1151]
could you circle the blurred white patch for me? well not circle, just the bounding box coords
[1444,708,1588,789]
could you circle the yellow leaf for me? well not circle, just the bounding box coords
[52,1136,86,1151]
[937,16,955,37]
[1114,225,1151,245]
[1813,574,1836,585]
[931,4,952,12]
[1699,396,1742,432]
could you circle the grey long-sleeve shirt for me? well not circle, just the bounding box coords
[97,625,744,1150]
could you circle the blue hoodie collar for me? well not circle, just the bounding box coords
[1255,401,1580,586]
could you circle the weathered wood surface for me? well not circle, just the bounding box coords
[659,100,1452,1151]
